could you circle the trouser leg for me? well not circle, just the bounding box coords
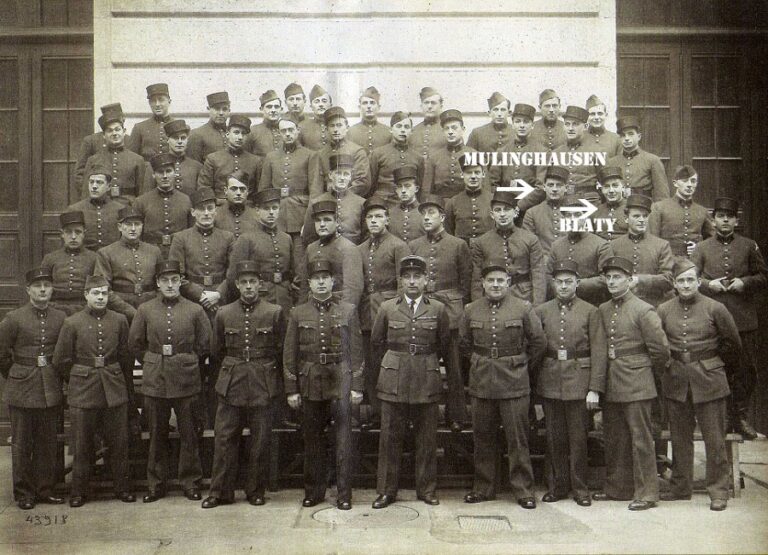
[376,400,405,496]
[625,399,659,502]
[361,331,380,420]
[32,406,59,499]
[470,397,499,497]
[603,402,634,500]
[412,403,439,497]
[667,395,695,498]
[244,404,273,499]
[103,403,130,494]
[564,399,590,498]
[69,407,95,498]
[543,398,570,496]
[695,397,730,501]
[302,399,329,501]
[144,396,171,491]
[333,397,353,502]
[172,395,203,490]
[208,398,242,499]
[499,396,534,500]
[445,331,468,424]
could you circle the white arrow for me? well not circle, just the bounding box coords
[559,198,598,220]
[497,179,534,200]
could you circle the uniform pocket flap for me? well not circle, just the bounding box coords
[505,319,523,328]
[224,327,241,335]
[700,356,725,372]
[254,327,273,335]
[70,365,90,378]
[382,351,400,370]
[298,320,318,329]
[388,321,406,329]
[8,365,32,379]
[469,320,484,329]
[578,357,592,369]
[511,354,528,366]
[419,321,438,330]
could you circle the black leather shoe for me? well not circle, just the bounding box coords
[418,493,439,506]
[302,497,322,508]
[735,418,759,440]
[116,491,136,503]
[372,494,395,509]
[247,496,265,506]
[542,492,567,503]
[360,420,380,432]
[450,421,463,433]
[710,499,727,511]
[201,496,223,509]
[660,491,691,501]
[464,491,494,503]
[591,492,613,501]
[69,496,85,508]
[37,494,65,504]
[17,498,35,510]
[574,496,592,507]
[142,489,165,503]
[518,497,537,509]
[628,500,656,511]
[184,488,202,501]
[337,500,351,510]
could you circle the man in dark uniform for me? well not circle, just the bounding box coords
[67,165,124,251]
[422,109,477,199]
[259,114,322,237]
[52,275,136,507]
[202,261,285,508]
[657,258,741,511]
[582,95,622,157]
[133,153,193,258]
[522,165,570,255]
[370,255,455,508]
[357,197,410,429]
[591,166,629,241]
[214,171,260,240]
[75,103,131,189]
[318,106,371,197]
[530,89,566,152]
[592,256,670,511]
[128,260,212,503]
[95,206,162,310]
[470,190,545,304]
[164,119,202,197]
[444,155,493,243]
[369,111,423,204]
[409,195,471,429]
[461,261,547,508]
[692,197,767,439]
[198,114,262,199]
[284,258,363,509]
[347,86,391,155]
[187,91,231,163]
[246,90,283,157]
[534,260,606,506]
[0,267,66,510]
[552,105,601,203]
[388,165,425,243]
[127,83,173,161]
[467,91,512,153]
[300,84,332,151]
[649,165,713,257]
[410,87,446,158]
[284,82,307,126]
[607,117,669,201]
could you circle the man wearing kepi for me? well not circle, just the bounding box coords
[186,91,231,163]
[370,255,455,508]
[657,258,741,511]
[127,82,173,161]
[164,119,202,198]
[0,267,66,510]
[534,260,606,506]
[52,275,136,508]
[202,261,285,509]
[466,92,512,153]
[283,258,363,510]
[592,256,670,511]
[128,260,212,503]
[460,261,546,509]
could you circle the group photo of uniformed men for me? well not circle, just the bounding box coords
[2,79,766,519]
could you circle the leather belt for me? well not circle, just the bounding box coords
[75,355,118,367]
[608,346,649,360]
[545,349,591,360]
[229,349,276,362]
[388,343,437,355]
[425,281,459,293]
[112,282,150,295]
[301,352,342,364]
[148,347,194,355]
[258,271,292,284]
[13,355,52,367]
[508,273,531,286]
[671,349,719,363]
[53,292,86,301]
[474,345,522,359]
[187,273,225,287]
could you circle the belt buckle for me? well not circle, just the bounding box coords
[557,349,568,361]
[368,284,375,293]
[36,355,47,367]
[409,343,417,355]
[281,186,290,198]
[134,283,143,295]
[608,346,616,360]
[319,352,327,365]
[162,235,171,246]
[243,348,250,362]
[680,351,691,363]
[490,347,499,359]
[94,356,105,368]
[162,344,173,356]
[273,272,282,284]
[203,275,213,286]
[110,184,120,197]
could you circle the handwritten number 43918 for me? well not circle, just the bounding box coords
[25,514,68,525]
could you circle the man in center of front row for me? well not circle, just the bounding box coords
[460,261,546,509]
[283,259,363,510]
[370,255,456,508]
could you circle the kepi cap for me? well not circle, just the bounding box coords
[323,106,346,125]
[539,89,558,105]
[252,188,282,206]
[616,116,641,133]
[481,260,509,278]
[599,166,623,183]
[625,194,653,213]
[206,91,229,107]
[552,260,581,278]
[156,259,181,278]
[146,83,169,99]
[399,255,427,275]
[602,256,633,276]
[191,186,217,207]
[512,103,536,120]
[228,114,252,132]
[545,165,570,182]
[418,194,445,213]
[164,119,190,137]
[25,267,52,285]
[118,206,143,222]
[235,260,261,279]
[307,258,333,277]
[439,109,463,126]
[311,200,337,217]
[259,90,280,106]
[713,197,739,214]
[59,211,85,228]
[150,152,177,171]
[393,165,418,183]
[360,86,380,103]
[563,105,589,123]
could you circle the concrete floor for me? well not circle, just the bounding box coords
[0,443,767,554]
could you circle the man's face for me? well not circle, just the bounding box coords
[673,267,700,300]
[401,269,427,298]
[227,126,247,149]
[327,116,348,142]
[208,103,231,126]
[543,178,567,201]
[104,121,125,147]
[168,132,188,156]
[714,210,738,235]
[491,203,516,228]
[512,116,533,138]
[88,174,110,199]
[310,94,331,116]
[278,120,299,145]
[673,174,698,200]
[564,118,586,142]
[84,285,109,311]
[602,178,626,203]
[620,128,641,151]
[61,224,85,250]
[360,97,380,120]
[489,102,509,125]
[286,93,306,115]
[149,94,171,118]
[540,98,560,122]
[156,273,181,299]
[483,270,510,301]
[442,120,464,145]
[236,274,260,303]
[118,219,143,241]
[587,105,606,129]
[420,206,445,233]
[394,180,419,203]
[153,165,175,192]
[420,94,443,118]
[225,179,248,205]
[605,269,631,297]
[26,279,53,305]
[256,201,280,227]
[462,166,485,192]
[329,168,352,194]
[391,119,412,143]
[553,272,579,302]
[308,271,334,297]
[365,208,388,236]
[626,207,649,234]
[314,213,337,237]
[191,200,216,227]
[262,99,282,122]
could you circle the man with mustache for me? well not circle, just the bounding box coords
[369,112,423,204]
[529,89,566,152]
[410,87,447,159]
[607,117,670,201]
[466,92,513,153]
[300,84,332,151]
[163,119,202,198]
[317,107,371,197]
[187,91,231,163]
[127,83,174,161]
[246,90,284,157]
[581,95,622,157]
[214,171,260,240]
[347,86,391,156]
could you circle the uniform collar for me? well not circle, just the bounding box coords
[446,141,464,153]
[87,306,107,318]
[628,232,645,241]
[29,302,48,317]
[64,246,83,255]
[492,122,508,131]
[622,148,640,159]
[400,198,418,210]
[567,231,584,243]
[426,229,444,242]
[161,296,180,307]
[228,202,245,216]
[195,225,214,237]
[211,119,227,131]
[675,194,693,207]
[606,199,623,209]
[228,145,243,155]
[611,289,632,305]
[716,232,735,244]
[89,195,108,207]
[513,136,528,146]
[677,292,700,306]
[557,297,575,310]
[318,233,338,247]
[120,237,141,249]
[265,119,279,130]
[108,145,124,153]
[393,140,409,152]
[283,142,298,153]
[153,115,171,124]
[543,118,557,129]
[423,116,438,125]
[546,198,562,208]
[465,187,483,198]
[590,127,605,137]
[312,295,333,312]
[486,296,504,310]
[240,297,260,311]
[566,139,582,149]
[259,222,278,234]
[496,226,515,239]
[157,188,174,198]
[330,138,347,149]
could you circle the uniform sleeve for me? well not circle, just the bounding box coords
[488,160,503,189]
[369,150,381,192]
[197,157,215,190]
[470,238,484,301]
[579,240,611,298]
[186,131,203,164]
[421,159,435,196]
[521,208,536,234]
[300,199,318,246]
[215,234,235,299]
[743,240,768,294]
[107,291,136,323]
[257,155,272,192]
[456,239,472,303]
[436,304,455,373]
[650,157,670,201]
[127,306,148,360]
[210,309,226,367]
[647,203,662,237]
[523,305,547,369]
[193,306,213,358]
[282,307,300,395]
[136,160,149,195]
[635,240,673,295]
[713,301,742,357]
[369,303,389,375]
[40,253,55,275]
[125,125,142,156]
[639,307,670,376]
[273,306,286,371]
[349,147,371,198]
[587,307,608,393]
[341,245,364,307]
[529,236,546,306]
[75,135,94,190]
[394,241,410,295]
[344,306,364,392]
[466,129,480,151]
[307,151,323,198]
[52,318,76,380]
[458,306,473,359]
[0,313,17,378]
[116,315,136,401]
